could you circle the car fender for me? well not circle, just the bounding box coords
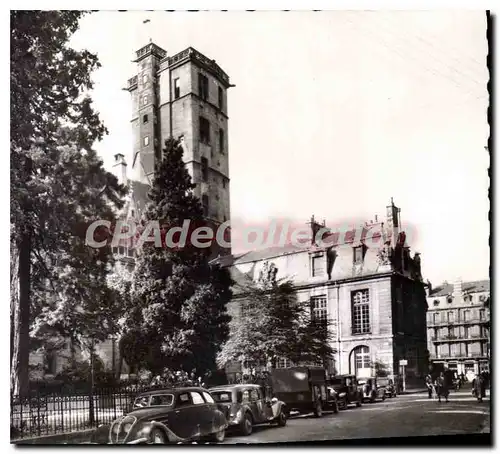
[144,421,194,444]
[270,400,286,419]
[210,409,229,432]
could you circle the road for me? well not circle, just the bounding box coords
[222,389,490,444]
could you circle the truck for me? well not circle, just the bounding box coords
[270,366,338,417]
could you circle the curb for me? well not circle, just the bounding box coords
[12,429,94,445]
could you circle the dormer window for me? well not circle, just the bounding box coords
[433,299,440,306]
[311,253,325,277]
[353,245,366,264]
[447,296,453,304]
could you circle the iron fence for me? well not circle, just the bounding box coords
[10,384,160,440]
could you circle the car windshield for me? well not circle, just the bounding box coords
[133,396,151,408]
[150,394,174,406]
[330,378,343,386]
[211,391,233,403]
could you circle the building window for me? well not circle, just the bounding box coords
[143,114,149,124]
[311,255,324,277]
[131,210,135,218]
[45,351,57,375]
[352,289,370,334]
[144,136,149,146]
[433,313,439,324]
[433,299,440,306]
[218,86,223,109]
[199,116,210,144]
[143,95,148,105]
[174,78,180,99]
[222,178,226,189]
[198,73,209,101]
[202,194,209,217]
[142,74,148,84]
[447,311,454,323]
[464,326,469,338]
[354,346,370,371]
[353,246,365,264]
[463,310,470,322]
[447,296,453,303]
[479,309,485,320]
[201,157,208,182]
[311,296,327,323]
[219,128,224,153]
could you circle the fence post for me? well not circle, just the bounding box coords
[36,391,41,437]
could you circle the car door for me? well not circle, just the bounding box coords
[251,387,267,423]
[189,391,211,436]
[170,391,196,440]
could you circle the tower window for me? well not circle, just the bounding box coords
[199,116,210,144]
[198,73,209,101]
[142,74,148,84]
[218,86,223,109]
[202,194,209,217]
[143,114,149,124]
[222,178,226,189]
[201,157,208,182]
[143,95,148,105]
[219,128,224,153]
[174,78,180,99]
[144,136,149,146]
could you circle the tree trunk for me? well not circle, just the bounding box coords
[88,347,95,426]
[10,233,31,398]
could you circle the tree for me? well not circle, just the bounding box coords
[11,11,122,396]
[217,262,336,370]
[127,137,232,376]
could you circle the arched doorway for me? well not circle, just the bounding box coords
[350,345,371,378]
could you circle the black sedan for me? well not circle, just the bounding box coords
[90,387,228,444]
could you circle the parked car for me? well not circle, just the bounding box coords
[209,384,287,436]
[89,387,227,444]
[358,377,387,403]
[328,374,363,409]
[270,367,338,418]
[377,377,397,398]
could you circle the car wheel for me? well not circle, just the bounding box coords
[150,428,167,444]
[382,393,386,401]
[210,429,225,443]
[340,397,348,410]
[313,400,323,418]
[277,411,287,427]
[356,399,362,407]
[333,401,339,414]
[240,413,253,436]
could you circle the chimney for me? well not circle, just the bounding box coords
[452,277,463,300]
[113,153,128,186]
[426,279,432,297]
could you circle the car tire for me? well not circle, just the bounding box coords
[210,429,225,443]
[313,400,323,418]
[340,397,348,410]
[356,399,362,407]
[149,428,168,444]
[240,413,253,436]
[277,411,287,427]
[382,393,386,401]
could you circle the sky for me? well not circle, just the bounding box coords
[69,10,489,286]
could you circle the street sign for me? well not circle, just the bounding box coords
[399,359,408,366]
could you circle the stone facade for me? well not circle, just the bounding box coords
[426,278,490,380]
[125,43,231,255]
[215,200,428,381]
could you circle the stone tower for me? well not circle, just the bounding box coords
[125,42,232,256]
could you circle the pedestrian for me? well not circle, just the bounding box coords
[436,372,449,403]
[472,374,486,402]
[425,373,434,399]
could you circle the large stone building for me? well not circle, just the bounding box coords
[215,200,429,382]
[426,279,490,380]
